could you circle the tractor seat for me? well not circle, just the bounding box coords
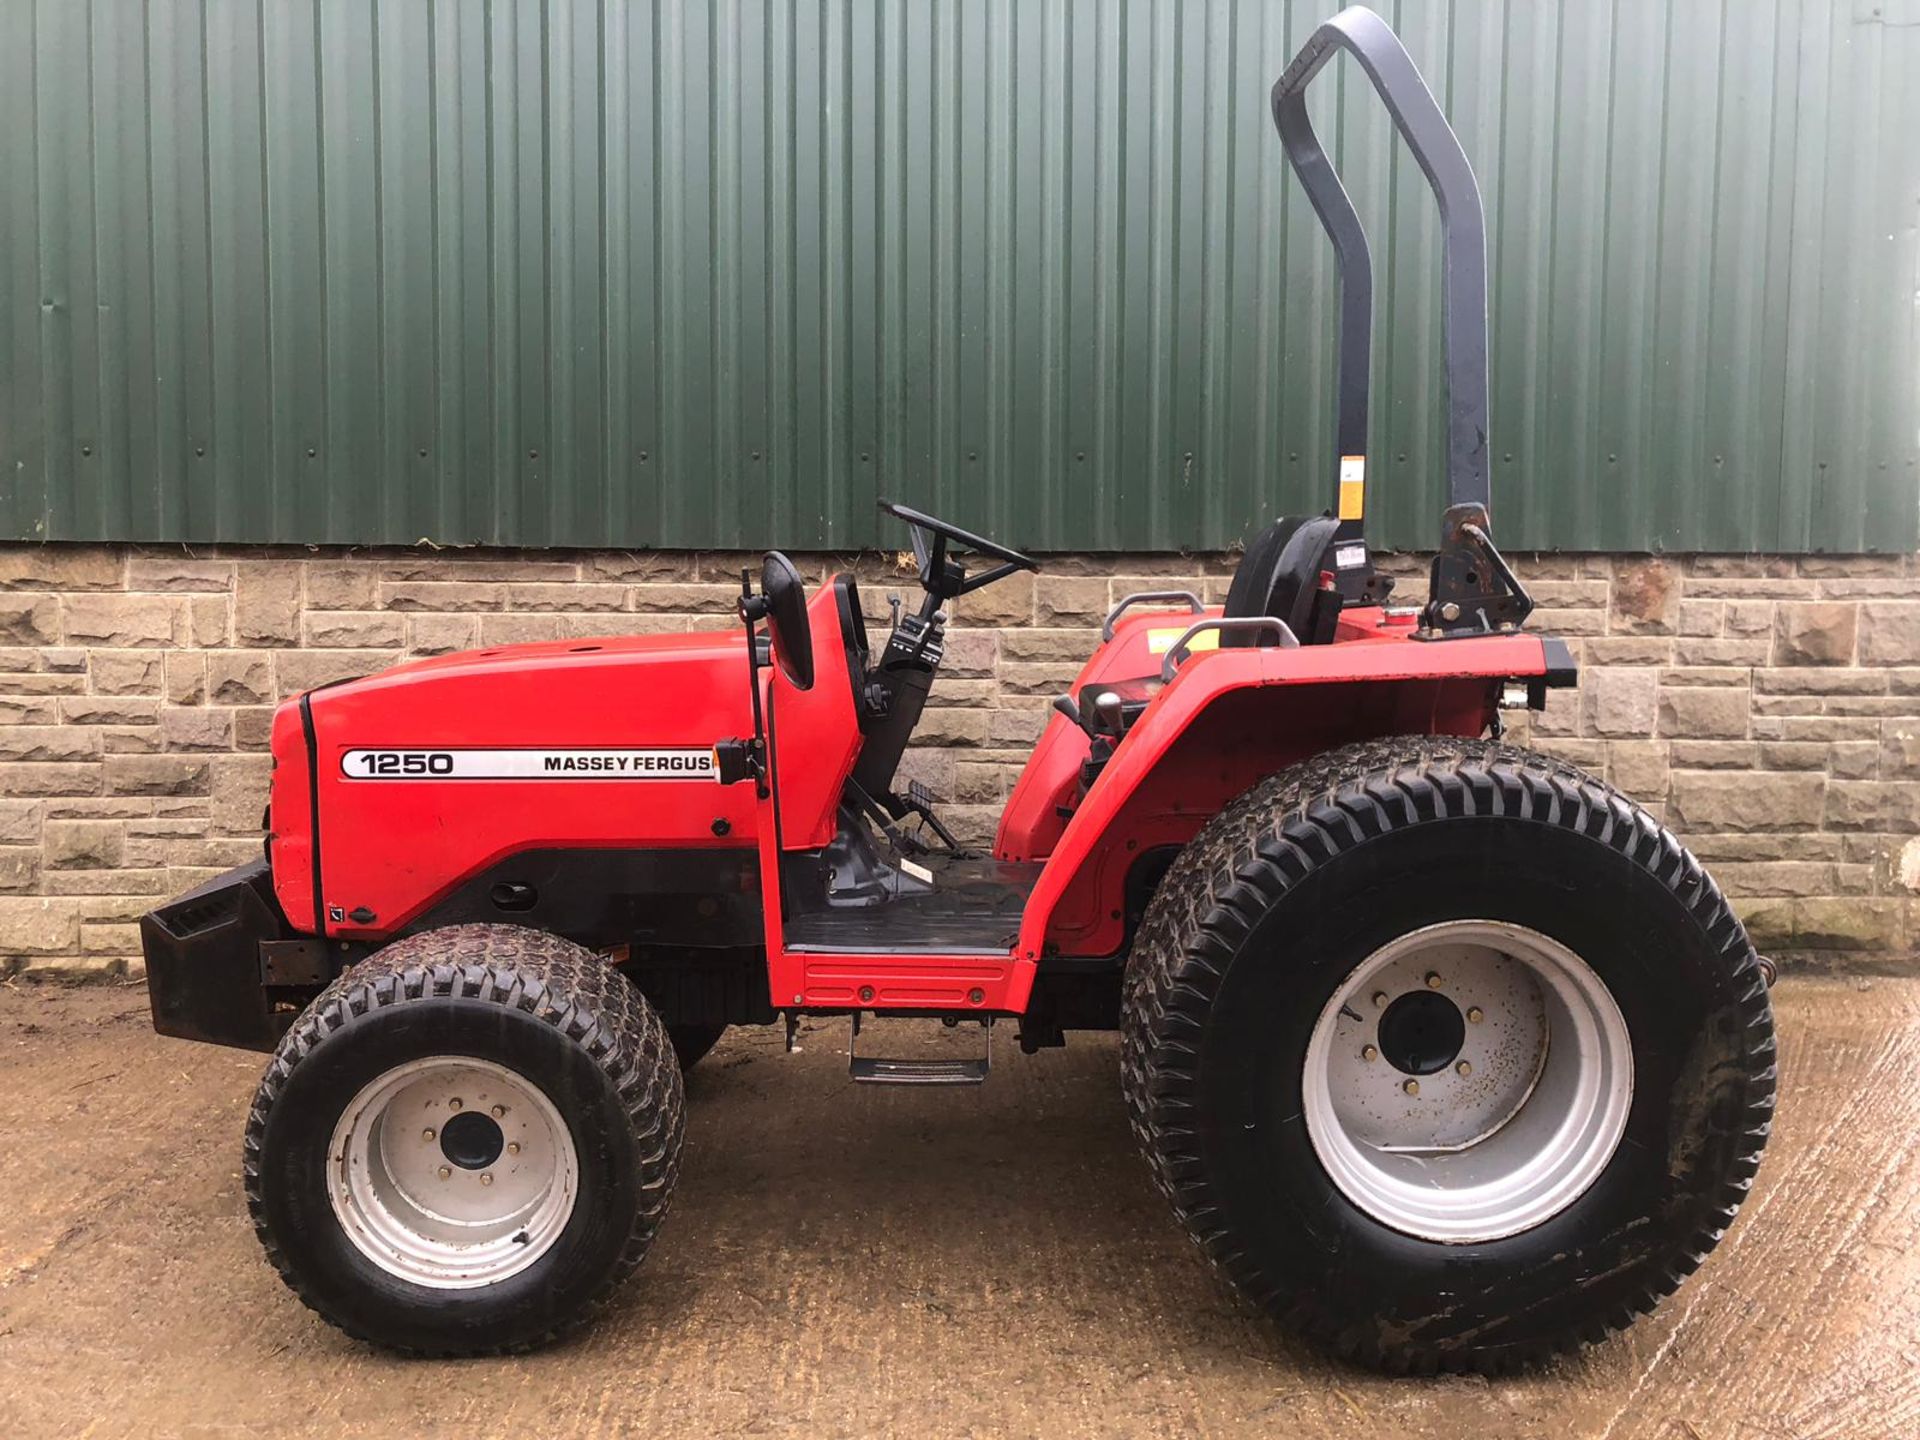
[1076,515,1343,740]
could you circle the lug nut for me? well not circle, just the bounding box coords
[1402,1079,1420,1096]
[507,1142,521,1156]
[1371,991,1389,1008]
[1361,1044,1378,1062]
[1425,972,1443,989]
[437,1166,451,1179]
[490,1104,506,1118]
[449,1098,463,1111]
[479,1173,494,1187]
[422,1128,436,1142]
[1456,1060,1472,1076]
[1467,1006,1484,1023]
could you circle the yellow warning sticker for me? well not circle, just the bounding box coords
[1147,627,1219,655]
[1338,454,1366,520]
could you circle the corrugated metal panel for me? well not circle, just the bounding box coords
[1,0,1915,553]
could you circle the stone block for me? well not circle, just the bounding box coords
[0,547,122,590]
[912,709,990,748]
[1793,898,1903,951]
[187,594,231,647]
[1859,604,1920,666]
[91,650,165,695]
[0,695,60,725]
[626,583,737,615]
[0,595,60,645]
[165,653,206,706]
[952,574,1035,627]
[104,754,212,797]
[63,593,179,647]
[1772,603,1857,665]
[505,583,628,612]
[1583,668,1659,737]
[234,563,304,645]
[273,650,393,698]
[209,755,273,834]
[407,614,481,655]
[60,696,159,726]
[305,564,380,610]
[0,800,44,844]
[160,708,235,752]
[126,556,234,592]
[1610,557,1680,632]
[207,652,274,706]
[1035,577,1110,626]
[479,614,564,645]
[44,820,125,870]
[1669,770,1825,832]
[301,611,407,649]
[998,630,1091,665]
[939,630,998,679]
[0,897,85,953]
[1657,686,1750,739]
[1607,741,1669,797]
[0,725,101,761]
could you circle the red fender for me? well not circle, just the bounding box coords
[1008,623,1570,993]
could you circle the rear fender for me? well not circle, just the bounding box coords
[1013,632,1571,967]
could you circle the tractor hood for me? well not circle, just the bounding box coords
[265,627,759,935]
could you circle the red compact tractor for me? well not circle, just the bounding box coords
[141,8,1774,1373]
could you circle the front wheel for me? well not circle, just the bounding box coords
[244,925,684,1355]
[1121,737,1775,1374]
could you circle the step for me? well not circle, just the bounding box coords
[849,1055,989,1086]
[847,1014,991,1086]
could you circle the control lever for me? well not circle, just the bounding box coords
[1090,690,1126,735]
[1053,694,1097,739]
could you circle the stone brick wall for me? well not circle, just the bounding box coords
[3,543,1917,978]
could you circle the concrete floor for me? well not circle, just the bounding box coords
[0,978,1914,1439]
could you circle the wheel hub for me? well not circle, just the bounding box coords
[439,1109,506,1171]
[1302,920,1633,1243]
[1375,989,1465,1075]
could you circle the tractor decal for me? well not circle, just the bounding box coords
[339,748,719,780]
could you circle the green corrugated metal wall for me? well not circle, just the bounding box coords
[2,0,1916,554]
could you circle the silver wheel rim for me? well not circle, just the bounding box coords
[328,1056,579,1289]
[1301,920,1633,1244]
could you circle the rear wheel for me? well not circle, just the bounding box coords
[1121,737,1775,1373]
[245,924,683,1355]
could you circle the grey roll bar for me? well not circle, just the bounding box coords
[1272,7,1531,637]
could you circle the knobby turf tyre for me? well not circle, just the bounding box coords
[1119,736,1776,1374]
[243,924,684,1356]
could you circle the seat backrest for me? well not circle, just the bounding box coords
[1221,514,1341,646]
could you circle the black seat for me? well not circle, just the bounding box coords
[1073,514,1342,739]
[1220,514,1342,645]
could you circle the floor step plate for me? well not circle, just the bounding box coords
[849,1056,989,1086]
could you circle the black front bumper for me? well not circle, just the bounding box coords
[142,860,300,1052]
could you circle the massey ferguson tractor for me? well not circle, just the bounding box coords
[140,8,1774,1373]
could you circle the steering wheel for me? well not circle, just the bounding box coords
[879,498,1040,599]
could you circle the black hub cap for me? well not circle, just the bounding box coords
[439,1110,506,1170]
[1376,990,1467,1076]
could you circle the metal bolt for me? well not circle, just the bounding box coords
[1467,1006,1484,1023]
[1439,602,1461,622]
[1361,1044,1378,1062]
[1371,991,1389,1008]
[507,1142,521,1156]
[1425,971,1443,989]
[1402,1079,1420,1096]
[967,988,985,1005]
[422,1128,436,1142]
[479,1173,494,1186]
[449,1098,463,1111]
[437,1165,451,1179]
[1456,1060,1472,1076]
[490,1104,506,1118]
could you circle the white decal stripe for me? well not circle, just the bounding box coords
[340,748,718,780]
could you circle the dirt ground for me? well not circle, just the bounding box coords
[0,979,1915,1440]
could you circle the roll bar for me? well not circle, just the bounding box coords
[1272,7,1530,637]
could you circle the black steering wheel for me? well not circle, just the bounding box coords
[879,498,1040,600]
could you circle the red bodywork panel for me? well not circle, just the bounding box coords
[271,584,866,939]
[268,571,1562,1015]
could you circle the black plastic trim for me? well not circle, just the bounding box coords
[1541,635,1579,687]
[298,691,324,932]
